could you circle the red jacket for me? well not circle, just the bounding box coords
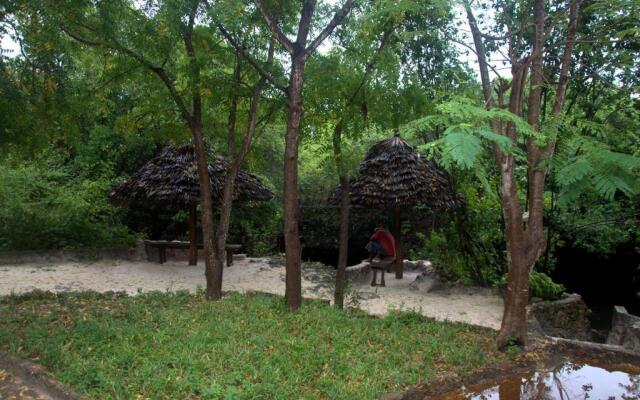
[371,230,396,257]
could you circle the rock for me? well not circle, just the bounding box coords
[359,292,380,300]
[529,293,591,340]
[233,253,247,261]
[607,305,640,353]
[408,270,447,293]
[266,256,285,266]
[530,297,543,303]
[403,260,418,270]
[401,259,433,271]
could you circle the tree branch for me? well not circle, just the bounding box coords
[182,0,202,124]
[216,22,288,93]
[297,0,317,48]
[61,23,193,124]
[347,25,393,105]
[463,1,495,106]
[253,0,294,53]
[303,0,353,60]
[550,0,581,117]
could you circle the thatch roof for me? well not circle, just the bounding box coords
[110,144,273,207]
[329,135,457,209]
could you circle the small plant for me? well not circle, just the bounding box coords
[529,271,565,301]
[503,336,522,357]
[498,271,565,301]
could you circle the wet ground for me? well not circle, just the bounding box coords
[429,360,639,399]
[406,341,640,400]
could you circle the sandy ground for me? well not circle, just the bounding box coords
[0,257,504,330]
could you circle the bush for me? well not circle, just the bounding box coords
[0,161,136,250]
[529,271,565,300]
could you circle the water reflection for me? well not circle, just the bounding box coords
[432,361,640,400]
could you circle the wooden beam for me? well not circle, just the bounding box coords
[189,203,198,265]
[393,206,403,279]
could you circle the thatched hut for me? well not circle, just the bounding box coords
[110,143,273,264]
[330,135,457,278]
[110,144,272,207]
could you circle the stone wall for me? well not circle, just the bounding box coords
[529,293,592,340]
[606,305,640,353]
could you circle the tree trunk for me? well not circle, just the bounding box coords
[209,42,273,300]
[495,152,530,348]
[334,176,350,308]
[188,203,197,265]
[496,247,531,348]
[190,124,219,300]
[393,206,403,279]
[283,58,305,310]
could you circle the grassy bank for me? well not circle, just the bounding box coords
[0,291,507,399]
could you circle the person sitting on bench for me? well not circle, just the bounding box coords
[365,227,396,262]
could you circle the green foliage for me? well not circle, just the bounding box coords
[550,194,638,255]
[554,136,640,205]
[529,271,565,301]
[407,177,506,287]
[228,200,282,256]
[405,100,541,169]
[416,230,473,284]
[0,291,509,399]
[0,160,136,250]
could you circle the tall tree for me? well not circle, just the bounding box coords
[462,0,581,347]
[251,0,354,310]
[34,0,275,299]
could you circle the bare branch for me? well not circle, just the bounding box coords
[463,0,496,106]
[448,33,504,81]
[253,0,294,53]
[551,0,581,117]
[481,24,531,41]
[304,0,353,60]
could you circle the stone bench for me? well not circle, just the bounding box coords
[143,240,242,266]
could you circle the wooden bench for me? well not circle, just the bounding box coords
[369,257,395,287]
[143,240,242,266]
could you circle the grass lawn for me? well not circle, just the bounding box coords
[0,290,508,399]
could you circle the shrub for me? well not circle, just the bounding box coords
[529,271,565,300]
[0,161,136,250]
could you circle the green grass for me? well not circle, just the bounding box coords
[0,291,506,399]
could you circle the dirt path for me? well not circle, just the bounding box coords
[0,353,83,400]
[0,368,46,400]
[0,258,504,330]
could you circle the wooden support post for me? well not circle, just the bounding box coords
[227,248,233,267]
[188,203,198,266]
[393,206,403,279]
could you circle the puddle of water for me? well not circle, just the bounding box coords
[430,360,640,399]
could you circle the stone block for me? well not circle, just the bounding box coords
[529,293,591,340]
[607,305,640,353]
